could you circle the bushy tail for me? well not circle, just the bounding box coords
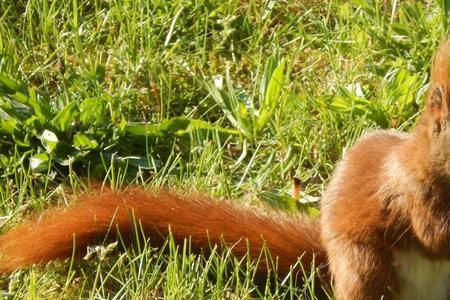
[0,187,325,275]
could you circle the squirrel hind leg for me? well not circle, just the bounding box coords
[326,238,397,300]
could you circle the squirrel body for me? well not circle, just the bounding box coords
[321,36,450,299]
[321,128,450,299]
[1,37,450,299]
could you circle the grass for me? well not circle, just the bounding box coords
[0,0,448,298]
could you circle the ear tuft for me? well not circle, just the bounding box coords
[427,36,450,133]
[429,84,446,133]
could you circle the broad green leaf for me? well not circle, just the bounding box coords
[119,116,127,132]
[80,98,106,126]
[0,100,32,122]
[125,117,191,138]
[40,129,59,153]
[24,115,41,128]
[0,75,51,124]
[176,119,240,139]
[73,133,99,150]
[52,101,79,132]
[331,88,372,113]
[0,154,11,168]
[30,152,50,172]
[153,117,191,133]
[330,95,353,112]
[258,191,300,213]
[0,118,17,134]
[0,74,23,94]
[185,119,239,135]
[26,87,52,123]
[13,91,29,104]
[331,88,390,127]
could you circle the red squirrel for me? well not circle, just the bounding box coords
[0,36,449,300]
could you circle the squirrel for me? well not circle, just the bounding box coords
[0,36,449,300]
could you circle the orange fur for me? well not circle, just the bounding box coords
[322,36,450,300]
[0,188,324,275]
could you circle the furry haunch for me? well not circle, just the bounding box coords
[1,37,450,300]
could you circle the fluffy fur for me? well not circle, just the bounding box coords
[0,188,324,275]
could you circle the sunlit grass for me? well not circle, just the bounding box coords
[0,0,448,298]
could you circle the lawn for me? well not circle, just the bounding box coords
[0,0,448,299]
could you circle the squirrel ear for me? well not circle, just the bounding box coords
[428,84,448,133]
